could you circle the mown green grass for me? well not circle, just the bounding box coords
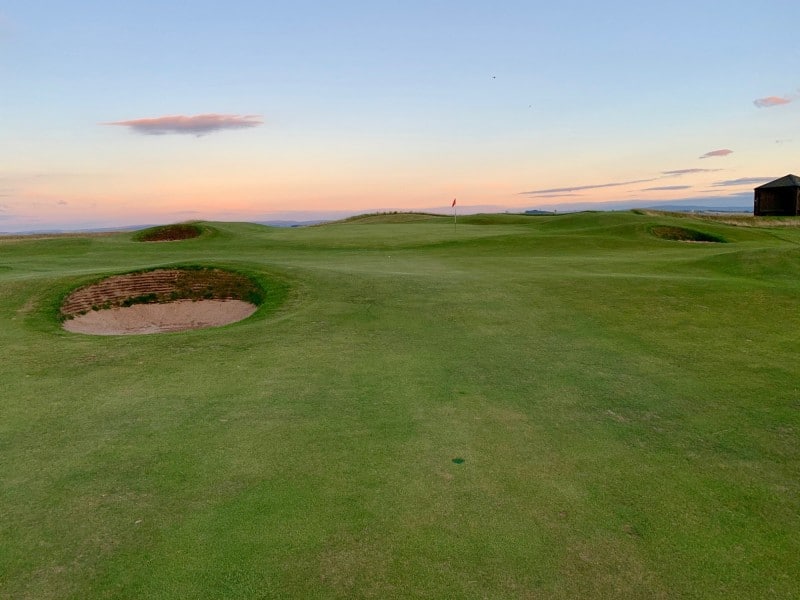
[1,211,798,598]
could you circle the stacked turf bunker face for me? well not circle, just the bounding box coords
[60,267,262,334]
[650,226,726,243]
[133,223,203,242]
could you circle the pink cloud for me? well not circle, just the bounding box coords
[520,177,657,195]
[643,185,692,191]
[753,96,792,108]
[699,149,733,159]
[107,114,263,136]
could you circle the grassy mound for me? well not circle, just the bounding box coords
[134,223,203,242]
[328,211,446,225]
[650,225,726,243]
[60,266,263,318]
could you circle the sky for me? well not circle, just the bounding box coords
[2,0,799,231]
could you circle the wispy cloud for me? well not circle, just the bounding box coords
[661,168,722,176]
[522,167,743,198]
[531,193,582,198]
[712,177,774,187]
[520,178,657,195]
[107,113,263,136]
[699,149,733,159]
[753,96,792,108]
[643,185,692,191]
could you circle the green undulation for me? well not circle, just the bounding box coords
[1,211,799,599]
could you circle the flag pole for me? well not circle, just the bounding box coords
[452,198,457,232]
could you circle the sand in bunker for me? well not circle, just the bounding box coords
[63,299,257,335]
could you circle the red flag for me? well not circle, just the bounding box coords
[451,198,457,207]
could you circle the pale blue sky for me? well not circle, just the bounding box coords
[2,1,799,230]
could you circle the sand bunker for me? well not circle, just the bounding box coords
[63,299,257,335]
[60,267,263,335]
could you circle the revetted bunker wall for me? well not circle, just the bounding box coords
[61,268,260,317]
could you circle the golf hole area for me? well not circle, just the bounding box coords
[61,267,261,335]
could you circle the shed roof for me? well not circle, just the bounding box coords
[755,174,800,189]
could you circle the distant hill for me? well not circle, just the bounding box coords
[0,224,152,236]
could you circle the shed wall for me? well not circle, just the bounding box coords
[754,188,800,216]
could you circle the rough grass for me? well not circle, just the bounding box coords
[641,210,800,228]
[1,210,799,599]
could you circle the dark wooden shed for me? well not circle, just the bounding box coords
[754,174,800,216]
